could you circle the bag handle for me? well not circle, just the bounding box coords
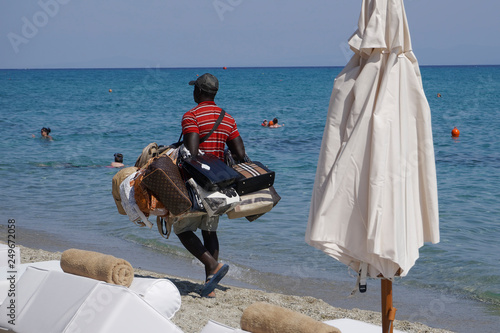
[177,109,226,145]
[156,216,170,239]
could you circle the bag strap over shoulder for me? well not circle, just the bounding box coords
[177,109,226,145]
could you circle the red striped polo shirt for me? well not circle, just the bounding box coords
[182,101,240,160]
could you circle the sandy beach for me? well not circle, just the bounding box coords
[14,244,455,333]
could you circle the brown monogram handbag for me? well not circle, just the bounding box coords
[141,155,192,216]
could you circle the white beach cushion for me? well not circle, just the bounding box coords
[0,260,64,305]
[0,266,100,332]
[65,283,184,333]
[0,266,49,316]
[130,277,181,319]
[0,260,183,322]
[200,320,250,333]
[0,267,184,333]
[324,318,406,333]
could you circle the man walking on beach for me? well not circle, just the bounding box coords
[175,73,246,297]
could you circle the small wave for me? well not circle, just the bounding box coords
[29,161,107,168]
[122,234,192,259]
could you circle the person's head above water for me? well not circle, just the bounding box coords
[189,73,218,103]
[114,153,123,163]
[38,127,54,140]
[41,127,51,136]
[110,153,125,168]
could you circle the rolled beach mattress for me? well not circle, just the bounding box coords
[60,248,134,287]
[129,277,181,319]
[241,302,340,333]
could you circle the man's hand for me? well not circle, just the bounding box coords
[227,136,246,162]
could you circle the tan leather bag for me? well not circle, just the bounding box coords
[112,166,139,215]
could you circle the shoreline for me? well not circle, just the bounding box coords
[14,244,454,333]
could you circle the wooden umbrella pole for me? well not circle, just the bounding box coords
[381,279,397,333]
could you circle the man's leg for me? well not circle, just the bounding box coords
[202,230,219,262]
[176,231,219,277]
[175,217,228,297]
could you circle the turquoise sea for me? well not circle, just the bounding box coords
[0,66,499,332]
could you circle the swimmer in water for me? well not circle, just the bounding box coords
[32,127,53,140]
[268,117,284,128]
[261,119,268,127]
[111,153,125,168]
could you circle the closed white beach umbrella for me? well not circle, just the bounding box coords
[306,0,440,331]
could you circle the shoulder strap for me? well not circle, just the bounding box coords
[200,108,225,143]
[177,108,226,145]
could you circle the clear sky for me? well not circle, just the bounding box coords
[1,0,499,69]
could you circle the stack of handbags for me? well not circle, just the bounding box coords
[113,142,280,231]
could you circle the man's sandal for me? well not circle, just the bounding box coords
[200,263,229,297]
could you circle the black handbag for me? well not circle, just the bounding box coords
[181,153,240,191]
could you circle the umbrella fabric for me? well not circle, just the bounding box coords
[305,0,439,279]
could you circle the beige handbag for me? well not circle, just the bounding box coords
[226,189,273,219]
[112,166,139,215]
